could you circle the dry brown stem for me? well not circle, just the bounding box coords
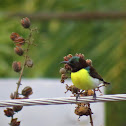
[15,29,33,95]
[88,103,94,126]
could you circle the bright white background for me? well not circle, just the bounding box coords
[0,79,104,126]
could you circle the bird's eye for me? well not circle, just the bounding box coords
[70,60,74,64]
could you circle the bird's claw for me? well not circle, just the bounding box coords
[93,89,96,100]
[76,93,80,101]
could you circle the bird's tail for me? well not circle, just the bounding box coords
[103,81,110,84]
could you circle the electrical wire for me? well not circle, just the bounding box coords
[0,94,126,107]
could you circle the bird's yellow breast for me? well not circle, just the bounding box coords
[71,69,93,90]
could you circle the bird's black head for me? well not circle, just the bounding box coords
[61,56,86,72]
[67,56,80,67]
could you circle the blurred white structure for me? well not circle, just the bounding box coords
[0,79,104,126]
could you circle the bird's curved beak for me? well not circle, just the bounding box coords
[60,61,69,64]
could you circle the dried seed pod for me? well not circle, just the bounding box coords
[22,86,33,97]
[14,46,24,56]
[75,106,88,116]
[64,64,71,70]
[21,17,31,28]
[63,56,69,61]
[67,54,73,59]
[60,74,68,83]
[10,32,20,41]
[71,86,80,94]
[10,32,25,46]
[75,105,92,116]
[60,79,65,83]
[13,106,23,112]
[10,92,19,99]
[86,59,92,66]
[75,53,85,59]
[87,90,94,96]
[10,118,20,126]
[61,74,68,80]
[65,84,80,94]
[59,68,66,74]
[26,59,33,67]
[10,93,14,99]
[12,61,22,72]
[4,108,14,117]
[14,37,25,45]
[63,54,73,61]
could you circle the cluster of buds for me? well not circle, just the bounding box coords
[86,59,92,66]
[14,46,24,56]
[13,106,23,113]
[59,54,73,83]
[4,86,33,119]
[81,90,94,97]
[12,61,22,72]
[65,84,80,95]
[11,17,34,73]
[60,68,67,83]
[10,86,33,99]
[21,86,33,98]
[21,17,31,29]
[4,108,14,117]
[4,108,21,125]
[65,84,94,97]
[10,118,20,126]
[75,103,93,118]
[11,18,31,73]
[63,54,73,70]
[10,32,25,47]
[25,59,33,68]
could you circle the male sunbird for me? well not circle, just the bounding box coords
[61,56,110,99]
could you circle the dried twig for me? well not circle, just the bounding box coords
[88,103,93,126]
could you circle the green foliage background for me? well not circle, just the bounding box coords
[0,0,126,126]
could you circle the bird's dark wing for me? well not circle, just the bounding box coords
[89,66,110,84]
[78,57,110,84]
[89,66,104,81]
[79,58,104,81]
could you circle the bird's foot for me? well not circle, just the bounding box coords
[76,90,84,101]
[93,89,96,100]
[76,93,80,101]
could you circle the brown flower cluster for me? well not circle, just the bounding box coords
[65,84,80,94]
[4,17,35,126]
[4,108,14,117]
[10,32,25,47]
[11,18,33,73]
[75,103,93,118]
[4,86,33,114]
[4,86,33,118]
[21,17,31,28]
[12,61,22,72]
[10,118,20,126]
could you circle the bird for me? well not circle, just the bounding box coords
[61,56,110,100]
